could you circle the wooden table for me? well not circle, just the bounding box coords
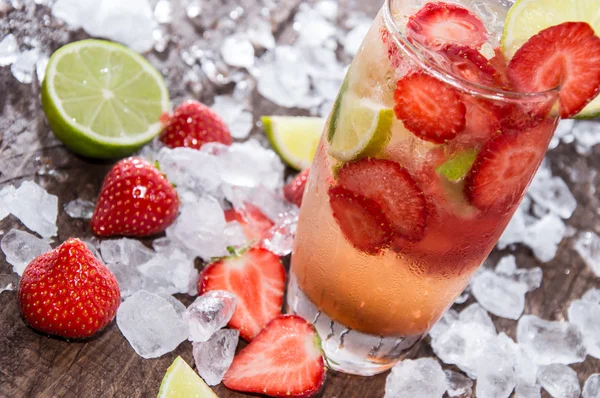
[1,0,599,397]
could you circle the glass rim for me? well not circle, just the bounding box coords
[382,0,560,102]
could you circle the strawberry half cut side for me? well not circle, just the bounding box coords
[223,315,325,398]
[224,203,274,243]
[328,185,393,255]
[441,45,503,88]
[198,247,285,341]
[336,158,428,243]
[394,72,466,143]
[506,22,600,118]
[406,1,488,51]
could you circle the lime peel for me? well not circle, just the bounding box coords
[437,149,478,182]
[157,356,218,398]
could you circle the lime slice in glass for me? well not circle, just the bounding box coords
[157,356,218,398]
[41,39,170,158]
[436,149,478,182]
[328,92,393,161]
[501,0,600,118]
[262,116,326,170]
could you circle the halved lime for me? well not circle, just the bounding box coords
[41,39,170,158]
[501,0,600,118]
[328,93,393,161]
[262,116,326,170]
[157,356,218,398]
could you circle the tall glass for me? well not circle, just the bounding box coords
[287,0,560,376]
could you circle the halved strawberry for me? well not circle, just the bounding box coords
[224,203,274,243]
[380,26,404,68]
[337,159,428,243]
[328,186,393,255]
[223,315,325,398]
[406,2,487,51]
[284,168,310,207]
[441,45,502,87]
[198,248,285,341]
[464,123,552,212]
[506,22,600,118]
[394,72,466,143]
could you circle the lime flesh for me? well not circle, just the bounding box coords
[41,39,170,158]
[157,356,218,398]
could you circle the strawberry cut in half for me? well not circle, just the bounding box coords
[441,45,503,88]
[394,72,466,143]
[406,2,488,51]
[224,203,274,243]
[464,125,550,213]
[328,186,393,255]
[223,315,325,398]
[284,168,310,207]
[337,158,428,243]
[198,247,285,341]
[506,22,600,118]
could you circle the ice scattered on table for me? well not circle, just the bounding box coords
[342,20,371,56]
[52,0,157,52]
[262,209,298,256]
[573,231,600,277]
[583,288,600,304]
[572,121,600,155]
[64,199,95,219]
[192,329,239,386]
[5,181,58,238]
[153,0,172,24]
[0,273,19,294]
[1,229,52,276]
[0,34,19,66]
[537,364,580,398]
[516,315,587,365]
[583,374,600,398]
[211,95,254,140]
[248,22,275,50]
[11,48,39,84]
[221,33,255,69]
[185,290,237,342]
[527,173,576,219]
[444,369,472,397]
[116,290,188,359]
[0,185,16,222]
[567,290,600,359]
[384,358,447,398]
[523,213,566,263]
[549,119,575,150]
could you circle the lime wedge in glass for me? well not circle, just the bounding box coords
[328,92,393,161]
[436,149,478,182]
[41,39,170,158]
[501,0,600,118]
[262,116,326,170]
[157,356,218,398]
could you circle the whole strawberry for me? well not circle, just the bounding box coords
[18,238,120,339]
[159,100,233,150]
[283,168,310,207]
[91,157,179,237]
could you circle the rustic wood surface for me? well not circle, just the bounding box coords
[1,0,599,397]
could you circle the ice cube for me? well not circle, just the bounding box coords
[583,374,600,398]
[192,329,239,386]
[153,0,172,24]
[223,221,248,249]
[572,121,600,155]
[516,315,587,365]
[314,0,338,20]
[116,290,188,359]
[527,176,576,219]
[583,288,600,304]
[0,185,16,221]
[107,261,145,298]
[100,238,155,267]
[444,370,473,397]
[428,309,459,340]
[248,21,275,50]
[573,231,600,277]
[343,21,371,56]
[472,338,516,398]
[221,33,255,69]
[1,229,51,275]
[36,54,49,83]
[137,247,196,295]
[524,213,566,262]
[221,140,285,191]
[537,364,580,398]
[470,269,528,320]
[210,95,253,140]
[0,34,18,66]
[515,383,542,398]
[262,210,298,256]
[9,181,58,238]
[156,147,222,196]
[458,303,496,333]
[10,48,39,84]
[567,297,600,359]
[185,290,237,342]
[225,185,290,223]
[294,5,337,47]
[549,119,575,150]
[495,256,543,292]
[384,358,447,398]
[498,205,527,249]
[63,199,95,219]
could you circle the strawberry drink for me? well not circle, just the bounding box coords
[288,0,600,375]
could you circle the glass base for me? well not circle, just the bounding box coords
[286,274,422,376]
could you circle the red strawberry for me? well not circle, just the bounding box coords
[441,45,503,87]
[223,315,325,398]
[224,203,274,243]
[159,100,233,149]
[380,26,404,68]
[464,121,554,212]
[406,2,487,51]
[328,186,393,255]
[507,22,600,118]
[284,168,310,207]
[488,47,511,89]
[394,72,466,143]
[91,157,179,237]
[199,247,285,341]
[18,238,120,339]
[337,159,428,243]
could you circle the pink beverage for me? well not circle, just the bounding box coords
[287,0,563,375]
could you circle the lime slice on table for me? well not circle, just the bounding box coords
[501,0,600,118]
[327,92,393,161]
[262,116,326,170]
[157,356,218,398]
[41,39,170,158]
